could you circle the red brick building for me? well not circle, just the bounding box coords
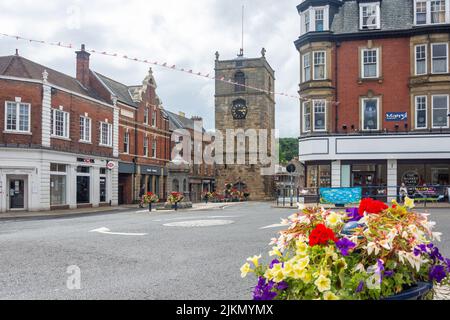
[0,51,119,212]
[296,0,450,202]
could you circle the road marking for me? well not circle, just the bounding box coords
[89,227,147,236]
[154,215,237,222]
[260,223,286,230]
[163,220,234,227]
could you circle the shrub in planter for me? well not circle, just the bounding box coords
[241,198,450,300]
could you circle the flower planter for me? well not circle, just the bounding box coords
[382,282,433,300]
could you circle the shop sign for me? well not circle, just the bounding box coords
[320,187,362,205]
[415,186,439,196]
[402,171,420,186]
[386,112,408,121]
[106,161,116,170]
[77,158,95,164]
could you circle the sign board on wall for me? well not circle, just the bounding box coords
[320,187,362,205]
[386,112,408,121]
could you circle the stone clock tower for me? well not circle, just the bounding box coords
[214,49,276,200]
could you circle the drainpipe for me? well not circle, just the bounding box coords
[335,41,341,134]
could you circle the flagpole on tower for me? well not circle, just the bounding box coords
[239,5,244,57]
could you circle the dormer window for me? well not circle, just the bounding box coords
[414,0,450,25]
[359,2,381,30]
[300,6,329,35]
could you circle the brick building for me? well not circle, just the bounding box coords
[165,111,215,202]
[0,51,119,212]
[296,0,450,201]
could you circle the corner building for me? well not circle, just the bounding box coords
[296,0,450,201]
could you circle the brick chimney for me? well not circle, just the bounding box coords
[76,44,90,88]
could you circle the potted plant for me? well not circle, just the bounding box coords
[241,197,450,300]
[142,192,159,212]
[168,192,184,211]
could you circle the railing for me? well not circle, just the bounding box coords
[275,185,450,207]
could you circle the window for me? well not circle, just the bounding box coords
[362,49,379,78]
[100,122,112,147]
[302,102,311,133]
[431,0,446,23]
[313,100,326,131]
[304,10,310,33]
[99,169,107,203]
[79,116,91,143]
[144,108,149,124]
[234,71,245,92]
[362,98,380,130]
[302,53,311,82]
[416,1,428,24]
[315,9,324,31]
[124,131,129,154]
[432,95,449,128]
[4,101,30,133]
[50,163,67,206]
[152,139,157,158]
[144,136,149,157]
[415,0,449,25]
[313,51,326,80]
[51,109,69,138]
[415,96,428,129]
[432,43,448,74]
[152,109,157,127]
[360,3,380,29]
[415,44,427,75]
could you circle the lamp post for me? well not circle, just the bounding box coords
[286,164,296,207]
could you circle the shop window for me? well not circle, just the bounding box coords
[306,164,331,190]
[50,163,67,206]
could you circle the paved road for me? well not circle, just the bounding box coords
[0,203,449,300]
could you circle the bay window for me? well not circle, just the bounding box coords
[302,53,311,83]
[432,43,448,74]
[302,101,311,133]
[51,108,69,139]
[313,100,326,131]
[4,101,30,133]
[313,51,326,80]
[362,98,380,131]
[432,95,449,128]
[100,122,113,147]
[79,116,91,143]
[415,0,449,25]
[415,96,428,129]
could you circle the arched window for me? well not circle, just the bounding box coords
[234,71,245,92]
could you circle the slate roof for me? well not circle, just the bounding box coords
[330,0,415,34]
[0,55,106,102]
[93,71,138,107]
[166,110,195,131]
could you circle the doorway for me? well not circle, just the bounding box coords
[7,176,27,211]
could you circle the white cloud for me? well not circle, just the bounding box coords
[0,0,300,137]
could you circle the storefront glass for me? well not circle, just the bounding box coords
[77,166,90,204]
[50,163,67,206]
[306,163,331,192]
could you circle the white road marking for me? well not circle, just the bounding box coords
[260,223,286,230]
[154,215,237,222]
[89,227,148,236]
[163,220,234,227]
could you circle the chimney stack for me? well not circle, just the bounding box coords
[76,44,90,88]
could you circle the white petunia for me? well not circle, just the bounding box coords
[432,232,442,242]
[367,242,380,256]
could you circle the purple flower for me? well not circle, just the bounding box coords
[336,238,356,256]
[346,208,361,222]
[269,259,280,269]
[446,259,450,273]
[253,277,277,301]
[356,281,365,293]
[377,259,385,273]
[384,270,394,278]
[429,265,447,284]
[276,281,288,291]
[429,247,444,262]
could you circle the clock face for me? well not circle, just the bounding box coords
[231,102,248,120]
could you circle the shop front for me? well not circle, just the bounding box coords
[140,165,166,200]
[305,161,332,193]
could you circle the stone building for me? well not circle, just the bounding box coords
[214,50,276,200]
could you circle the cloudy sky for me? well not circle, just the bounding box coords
[0,0,301,137]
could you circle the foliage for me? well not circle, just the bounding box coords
[168,192,184,204]
[279,138,299,165]
[241,198,450,300]
[142,192,159,204]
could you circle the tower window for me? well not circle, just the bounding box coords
[234,71,246,92]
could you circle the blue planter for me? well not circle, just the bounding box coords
[382,282,433,300]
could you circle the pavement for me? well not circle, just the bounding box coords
[0,202,449,300]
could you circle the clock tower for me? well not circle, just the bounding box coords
[214,49,276,200]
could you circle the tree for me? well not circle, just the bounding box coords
[279,138,298,165]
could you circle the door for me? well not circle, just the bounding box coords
[8,178,25,210]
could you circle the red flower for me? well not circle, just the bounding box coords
[358,198,388,216]
[309,224,337,247]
